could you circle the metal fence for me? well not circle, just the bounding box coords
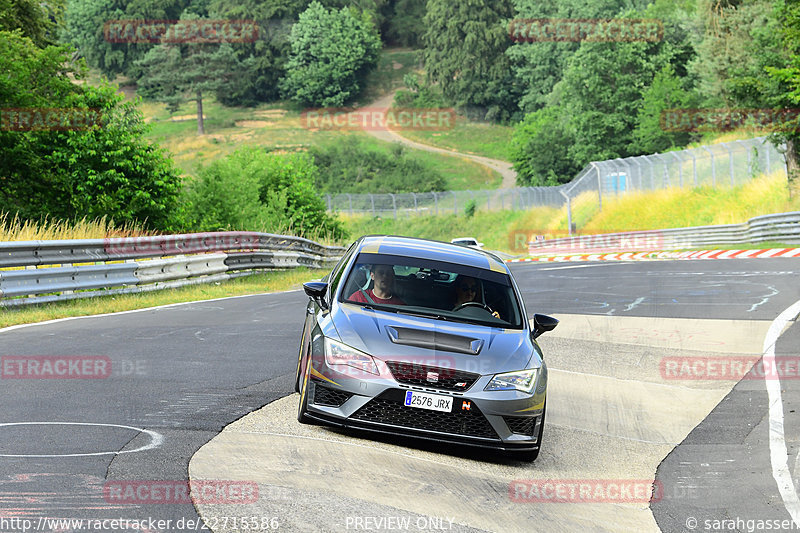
[325,137,787,225]
[0,232,345,307]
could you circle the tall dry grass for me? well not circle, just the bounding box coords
[0,214,150,241]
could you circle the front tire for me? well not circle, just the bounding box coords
[297,359,314,424]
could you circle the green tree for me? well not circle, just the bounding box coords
[422,0,518,121]
[631,65,697,154]
[0,31,183,230]
[506,0,637,113]
[0,0,65,47]
[135,17,243,135]
[510,105,580,186]
[61,0,190,77]
[281,1,381,107]
[692,0,799,197]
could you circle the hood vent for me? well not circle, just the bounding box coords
[385,326,483,355]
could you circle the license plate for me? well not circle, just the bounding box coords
[403,391,453,412]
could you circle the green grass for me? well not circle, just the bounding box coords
[398,117,514,161]
[359,49,421,103]
[140,97,501,190]
[0,269,316,328]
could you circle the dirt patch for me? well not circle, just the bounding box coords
[236,120,270,128]
[170,114,204,122]
[252,110,287,118]
[392,61,404,70]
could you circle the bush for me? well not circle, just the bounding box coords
[308,136,447,194]
[464,199,476,218]
[184,148,346,239]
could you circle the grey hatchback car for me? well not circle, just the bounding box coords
[295,235,557,460]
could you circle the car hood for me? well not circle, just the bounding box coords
[332,303,535,375]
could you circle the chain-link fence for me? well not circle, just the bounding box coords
[325,137,786,224]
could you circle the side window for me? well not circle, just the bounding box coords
[327,242,358,297]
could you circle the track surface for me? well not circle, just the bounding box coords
[0,259,797,531]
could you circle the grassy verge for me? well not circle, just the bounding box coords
[0,214,148,241]
[397,118,513,162]
[341,170,800,253]
[0,269,316,329]
[141,98,500,190]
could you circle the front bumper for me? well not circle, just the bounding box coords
[304,373,546,453]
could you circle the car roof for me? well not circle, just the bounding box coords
[355,235,508,274]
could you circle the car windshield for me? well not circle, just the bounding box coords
[340,253,523,329]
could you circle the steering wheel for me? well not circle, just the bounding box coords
[454,301,495,314]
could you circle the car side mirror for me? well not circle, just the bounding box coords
[303,281,329,310]
[532,313,558,339]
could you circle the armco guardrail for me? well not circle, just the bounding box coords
[528,212,800,255]
[0,232,345,307]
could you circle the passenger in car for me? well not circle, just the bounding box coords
[348,264,406,305]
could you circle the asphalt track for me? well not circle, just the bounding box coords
[0,258,797,532]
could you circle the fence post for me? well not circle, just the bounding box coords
[766,143,771,174]
[326,194,332,211]
[434,192,438,215]
[390,193,397,219]
[726,144,735,186]
[370,194,375,216]
[591,162,602,209]
[347,194,353,215]
[671,152,683,187]
[412,192,417,211]
[691,151,697,186]
[703,146,716,186]
[454,192,458,214]
[560,189,573,236]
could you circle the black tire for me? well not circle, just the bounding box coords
[294,345,305,393]
[297,359,313,424]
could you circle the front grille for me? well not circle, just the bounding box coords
[313,383,354,407]
[385,361,480,392]
[503,416,536,436]
[351,389,498,439]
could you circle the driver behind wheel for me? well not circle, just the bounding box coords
[452,275,500,318]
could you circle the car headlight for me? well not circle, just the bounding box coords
[324,338,379,375]
[485,368,539,393]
